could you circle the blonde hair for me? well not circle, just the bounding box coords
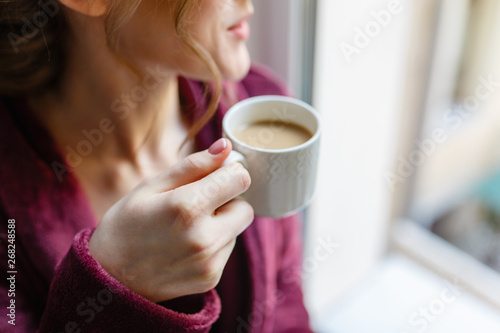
[0,0,224,143]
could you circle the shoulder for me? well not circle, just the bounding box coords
[238,63,291,98]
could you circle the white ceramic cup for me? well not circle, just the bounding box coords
[223,95,321,218]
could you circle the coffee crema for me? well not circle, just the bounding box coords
[232,120,313,150]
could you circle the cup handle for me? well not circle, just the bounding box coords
[222,150,248,169]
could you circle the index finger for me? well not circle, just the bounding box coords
[173,161,251,215]
[145,139,232,193]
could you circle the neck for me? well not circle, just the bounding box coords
[31,23,187,166]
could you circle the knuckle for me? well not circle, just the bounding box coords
[199,259,223,288]
[186,237,214,258]
[233,164,251,190]
[183,155,201,171]
[202,261,219,281]
[171,196,204,227]
[231,200,254,230]
[241,201,255,222]
[184,228,217,257]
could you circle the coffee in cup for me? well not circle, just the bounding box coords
[232,120,313,150]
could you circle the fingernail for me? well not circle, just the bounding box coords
[208,138,227,155]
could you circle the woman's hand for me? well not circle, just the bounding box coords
[88,138,253,302]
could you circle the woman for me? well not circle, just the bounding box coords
[0,0,312,332]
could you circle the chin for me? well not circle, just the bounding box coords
[219,48,251,82]
[222,63,251,81]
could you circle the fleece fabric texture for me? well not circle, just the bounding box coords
[0,65,313,332]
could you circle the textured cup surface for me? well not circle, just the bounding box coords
[223,95,321,218]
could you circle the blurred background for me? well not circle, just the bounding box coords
[248,0,500,332]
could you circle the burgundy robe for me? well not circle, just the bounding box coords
[0,65,312,332]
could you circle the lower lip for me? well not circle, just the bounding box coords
[228,21,251,40]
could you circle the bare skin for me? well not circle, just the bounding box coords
[30,0,255,302]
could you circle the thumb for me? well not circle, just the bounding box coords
[148,138,233,192]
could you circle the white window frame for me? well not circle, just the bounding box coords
[309,0,500,326]
[248,0,316,102]
[394,0,500,312]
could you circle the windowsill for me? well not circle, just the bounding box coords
[391,219,500,310]
[313,220,500,332]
